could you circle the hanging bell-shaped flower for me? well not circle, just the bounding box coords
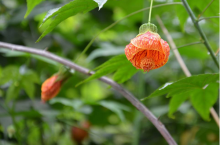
[125,23,170,72]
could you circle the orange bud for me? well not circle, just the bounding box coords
[125,24,170,72]
[71,121,91,145]
[41,74,62,102]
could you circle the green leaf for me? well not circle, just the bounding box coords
[86,43,124,61]
[14,110,42,118]
[0,66,19,85]
[6,83,20,102]
[25,0,44,18]
[94,54,127,70]
[98,100,130,121]
[144,74,219,99]
[174,3,188,30]
[190,83,218,120]
[37,0,98,42]
[23,70,40,84]
[188,0,219,24]
[93,0,108,10]
[142,74,219,120]
[21,80,35,99]
[178,45,209,59]
[77,55,137,86]
[168,94,189,118]
[113,63,138,83]
[50,98,83,110]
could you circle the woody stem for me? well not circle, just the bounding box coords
[148,0,154,23]
[0,41,177,145]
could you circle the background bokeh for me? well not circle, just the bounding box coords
[0,0,219,145]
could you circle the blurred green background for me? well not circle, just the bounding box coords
[0,0,219,145]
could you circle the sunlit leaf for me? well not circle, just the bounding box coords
[37,0,98,42]
[77,55,137,86]
[113,63,138,83]
[25,0,44,18]
[142,74,219,120]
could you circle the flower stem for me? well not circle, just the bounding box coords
[74,2,182,62]
[148,0,154,23]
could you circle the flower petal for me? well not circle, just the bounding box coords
[131,32,163,52]
[125,43,141,60]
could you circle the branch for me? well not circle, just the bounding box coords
[156,15,220,127]
[197,0,215,19]
[156,16,191,77]
[176,41,203,49]
[181,0,219,68]
[198,16,220,22]
[0,41,177,145]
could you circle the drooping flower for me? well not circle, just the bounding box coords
[41,67,72,102]
[125,23,170,72]
[71,121,91,144]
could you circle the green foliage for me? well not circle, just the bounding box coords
[25,0,44,18]
[77,55,138,86]
[0,66,40,101]
[86,43,124,61]
[37,0,98,42]
[175,4,188,31]
[98,100,130,121]
[50,98,130,121]
[6,83,20,102]
[142,74,219,120]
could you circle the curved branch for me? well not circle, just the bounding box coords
[0,41,177,145]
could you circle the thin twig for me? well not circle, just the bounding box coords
[156,16,191,77]
[181,0,219,68]
[215,48,219,56]
[198,16,220,22]
[210,107,220,127]
[74,2,183,62]
[156,15,220,127]
[0,41,177,145]
[198,0,215,19]
[176,41,203,49]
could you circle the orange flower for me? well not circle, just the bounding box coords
[125,23,170,72]
[71,121,91,144]
[41,74,62,102]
